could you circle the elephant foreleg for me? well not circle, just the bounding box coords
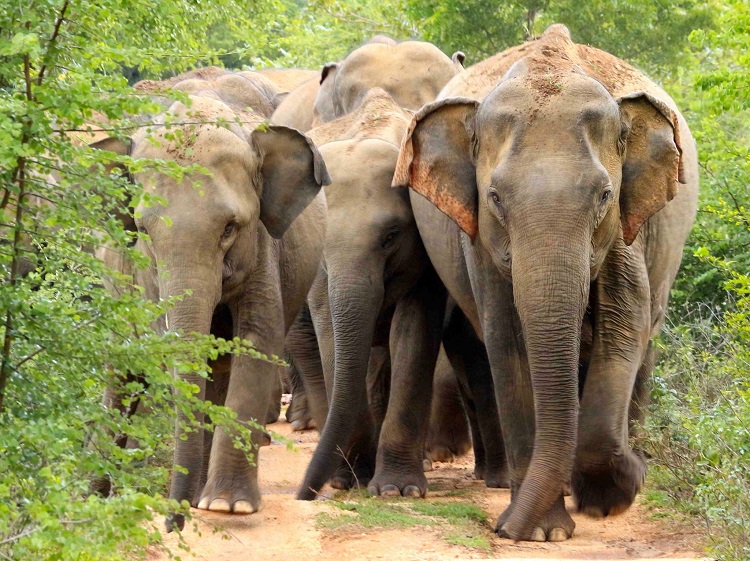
[367,269,446,498]
[572,239,650,518]
[198,287,285,515]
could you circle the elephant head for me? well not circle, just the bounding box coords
[393,59,684,539]
[92,93,328,513]
[312,40,465,125]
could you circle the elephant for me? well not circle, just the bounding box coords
[311,39,466,127]
[392,24,699,541]
[254,68,319,93]
[94,68,329,530]
[295,88,507,500]
[270,36,399,133]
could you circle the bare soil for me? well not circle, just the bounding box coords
[148,419,707,561]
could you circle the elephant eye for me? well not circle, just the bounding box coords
[489,191,501,205]
[381,230,399,249]
[222,221,237,238]
[600,189,612,204]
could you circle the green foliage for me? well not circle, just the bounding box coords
[403,0,714,72]
[644,3,750,560]
[0,1,279,559]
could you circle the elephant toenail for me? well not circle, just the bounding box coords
[197,497,210,510]
[232,500,256,514]
[403,485,422,497]
[422,459,433,472]
[380,485,401,497]
[549,528,569,541]
[208,498,232,512]
[531,527,546,542]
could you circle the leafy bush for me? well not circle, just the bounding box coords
[645,3,750,560]
[0,1,276,559]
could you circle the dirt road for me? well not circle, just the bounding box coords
[149,419,706,561]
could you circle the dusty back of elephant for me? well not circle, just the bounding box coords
[313,40,465,125]
[254,68,318,93]
[135,67,280,118]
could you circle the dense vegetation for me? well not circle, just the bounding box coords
[1,1,747,559]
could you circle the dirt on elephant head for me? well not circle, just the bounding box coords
[308,88,411,148]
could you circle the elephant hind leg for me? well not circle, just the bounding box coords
[629,340,657,443]
[442,304,509,489]
[426,347,471,463]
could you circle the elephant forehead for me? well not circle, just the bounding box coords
[319,138,399,188]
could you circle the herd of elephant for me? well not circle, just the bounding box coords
[92,24,699,543]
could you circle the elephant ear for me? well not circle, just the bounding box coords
[393,98,480,239]
[313,62,340,124]
[251,124,330,239]
[89,137,137,233]
[452,51,466,68]
[617,91,685,245]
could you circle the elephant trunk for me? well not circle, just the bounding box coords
[502,227,590,539]
[163,267,222,507]
[298,263,384,499]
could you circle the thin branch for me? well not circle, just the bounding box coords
[37,0,70,86]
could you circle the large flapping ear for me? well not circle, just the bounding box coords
[89,137,136,232]
[251,124,330,239]
[617,91,685,245]
[392,98,480,239]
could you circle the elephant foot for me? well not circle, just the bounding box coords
[496,494,574,542]
[165,512,185,533]
[427,428,471,463]
[368,464,427,498]
[474,460,510,489]
[287,391,315,431]
[291,418,317,431]
[197,470,261,515]
[572,449,646,518]
[266,392,281,425]
[427,443,469,463]
[330,455,375,490]
[197,497,259,514]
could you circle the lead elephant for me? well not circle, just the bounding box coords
[95,69,329,530]
[393,25,698,541]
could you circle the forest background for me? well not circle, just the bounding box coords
[0,1,747,560]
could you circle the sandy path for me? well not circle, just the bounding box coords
[148,420,706,561]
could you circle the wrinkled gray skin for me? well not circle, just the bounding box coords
[296,90,441,498]
[312,40,465,127]
[393,25,699,542]
[96,70,328,530]
[295,89,507,500]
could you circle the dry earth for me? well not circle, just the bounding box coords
[148,417,708,561]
